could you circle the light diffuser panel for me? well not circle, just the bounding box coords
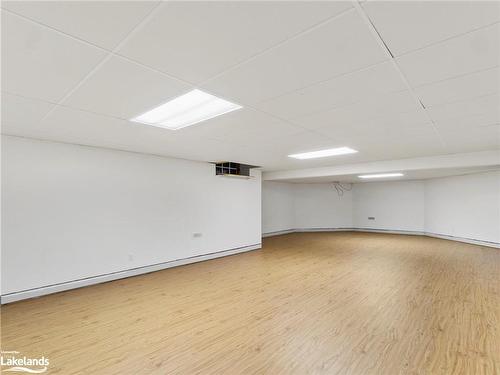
[131,89,242,130]
[358,173,404,179]
[288,147,358,159]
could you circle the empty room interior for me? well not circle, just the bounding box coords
[1,1,500,374]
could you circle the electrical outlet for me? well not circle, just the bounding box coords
[193,233,202,238]
[368,217,375,220]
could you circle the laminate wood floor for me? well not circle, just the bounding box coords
[1,232,499,374]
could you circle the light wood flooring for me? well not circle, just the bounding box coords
[1,232,499,374]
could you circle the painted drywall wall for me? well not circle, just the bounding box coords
[294,183,352,230]
[425,171,500,244]
[1,136,262,295]
[262,182,352,234]
[262,172,498,245]
[262,181,295,234]
[352,180,425,232]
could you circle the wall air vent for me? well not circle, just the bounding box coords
[214,162,258,178]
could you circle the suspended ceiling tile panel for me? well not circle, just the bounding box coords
[254,62,406,120]
[295,90,420,130]
[1,93,55,132]
[117,1,353,84]
[396,23,500,87]
[351,135,446,161]
[258,130,340,156]
[416,66,500,108]
[439,126,500,153]
[2,1,499,172]
[64,55,191,120]
[29,105,225,159]
[426,94,500,124]
[250,133,377,170]
[26,104,151,147]
[1,1,159,50]
[1,11,107,102]
[435,112,500,132]
[4,103,287,168]
[314,110,431,144]
[176,108,303,145]
[280,166,500,184]
[202,10,387,105]
[362,0,500,56]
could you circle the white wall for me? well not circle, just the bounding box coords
[262,182,352,234]
[352,180,425,232]
[262,172,499,245]
[425,171,500,244]
[262,181,294,234]
[294,183,352,230]
[1,136,261,295]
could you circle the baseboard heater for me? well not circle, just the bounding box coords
[263,228,499,249]
[1,243,261,304]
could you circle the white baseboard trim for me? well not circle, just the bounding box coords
[262,229,295,237]
[425,232,500,249]
[296,227,352,232]
[4,230,498,304]
[263,228,499,249]
[352,228,425,236]
[1,243,261,304]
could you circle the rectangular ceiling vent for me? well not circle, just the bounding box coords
[214,162,258,178]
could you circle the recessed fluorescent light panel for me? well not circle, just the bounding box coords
[288,147,358,160]
[131,89,242,130]
[358,173,404,179]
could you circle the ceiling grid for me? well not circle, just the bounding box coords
[2,1,498,172]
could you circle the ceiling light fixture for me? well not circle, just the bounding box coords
[288,147,358,159]
[358,173,404,179]
[131,89,242,130]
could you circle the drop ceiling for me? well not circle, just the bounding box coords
[275,166,500,184]
[2,1,499,173]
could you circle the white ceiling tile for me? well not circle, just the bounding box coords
[416,66,500,108]
[2,1,497,172]
[260,130,337,154]
[250,130,372,169]
[4,104,282,167]
[1,11,107,102]
[1,93,55,132]
[118,1,352,84]
[427,94,499,124]
[64,56,192,120]
[282,166,500,183]
[202,10,387,104]
[1,1,159,50]
[177,108,303,145]
[315,109,431,140]
[435,113,499,132]
[255,62,406,119]
[396,23,500,87]
[440,125,500,153]
[362,140,446,161]
[295,90,421,130]
[12,104,230,160]
[8,104,157,147]
[363,1,500,56]
[349,132,445,160]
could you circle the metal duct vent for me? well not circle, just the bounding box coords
[214,162,258,178]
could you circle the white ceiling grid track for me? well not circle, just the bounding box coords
[2,1,499,175]
[351,0,446,148]
[37,1,165,122]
